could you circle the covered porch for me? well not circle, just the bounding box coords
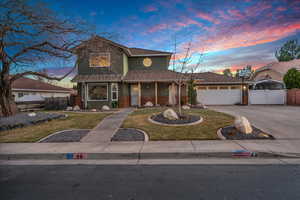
[128,82,187,107]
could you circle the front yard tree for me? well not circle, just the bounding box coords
[0,0,87,116]
[172,41,203,114]
[283,68,300,89]
[275,39,300,62]
[222,68,232,77]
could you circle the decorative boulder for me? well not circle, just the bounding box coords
[182,105,190,110]
[102,105,110,111]
[234,116,253,134]
[163,108,179,120]
[28,112,36,117]
[144,101,153,107]
[196,103,207,109]
[73,105,80,111]
[66,106,73,111]
[91,109,97,112]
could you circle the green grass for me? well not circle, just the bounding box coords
[0,112,111,143]
[122,108,234,140]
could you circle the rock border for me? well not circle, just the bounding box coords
[148,114,203,127]
[37,129,90,143]
[111,128,149,142]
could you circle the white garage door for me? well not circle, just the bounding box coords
[197,89,241,105]
[249,90,286,105]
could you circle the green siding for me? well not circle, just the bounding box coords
[128,56,170,71]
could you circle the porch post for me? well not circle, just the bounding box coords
[84,82,88,109]
[172,82,175,105]
[155,82,158,106]
[138,82,141,107]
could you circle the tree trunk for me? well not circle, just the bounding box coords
[178,83,182,115]
[0,77,17,117]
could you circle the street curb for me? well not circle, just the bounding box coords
[1,151,300,160]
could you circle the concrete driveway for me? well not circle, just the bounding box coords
[210,106,300,139]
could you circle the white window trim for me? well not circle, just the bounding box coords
[89,52,111,68]
[111,83,118,101]
[87,83,108,101]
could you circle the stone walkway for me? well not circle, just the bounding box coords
[81,108,134,143]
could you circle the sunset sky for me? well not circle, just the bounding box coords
[45,0,300,87]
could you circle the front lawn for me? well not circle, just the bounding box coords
[0,112,111,143]
[121,108,234,140]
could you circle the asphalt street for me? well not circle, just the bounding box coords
[1,164,300,200]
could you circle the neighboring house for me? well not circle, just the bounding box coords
[252,59,300,82]
[12,77,72,102]
[71,36,247,108]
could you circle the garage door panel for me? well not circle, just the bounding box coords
[249,90,286,105]
[197,89,241,105]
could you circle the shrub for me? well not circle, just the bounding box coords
[283,68,300,89]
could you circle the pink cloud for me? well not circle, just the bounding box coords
[197,22,300,53]
[175,17,202,28]
[228,9,244,19]
[196,11,220,24]
[277,6,287,12]
[143,5,158,13]
[147,23,168,33]
[147,17,202,33]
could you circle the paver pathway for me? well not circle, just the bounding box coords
[81,108,134,143]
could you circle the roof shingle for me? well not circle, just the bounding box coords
[12,77,72,92]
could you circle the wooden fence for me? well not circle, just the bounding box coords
[287,89,300,105]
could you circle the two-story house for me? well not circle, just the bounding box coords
[71,36,187,109]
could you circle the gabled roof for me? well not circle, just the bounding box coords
[255,59,300,75]
[12,77,72,93]
[123,70,182,82]
[191,72,244,84]
[72,74,122,82]
[128,48,172,56]
[72,35,172,57]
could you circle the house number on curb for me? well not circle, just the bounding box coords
[66,153,87,159]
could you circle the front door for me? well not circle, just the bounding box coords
[130,84,139,106]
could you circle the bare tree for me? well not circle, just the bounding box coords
[172,41,203,115]
[0,0,88,116]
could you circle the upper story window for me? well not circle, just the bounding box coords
[89,53,110,67]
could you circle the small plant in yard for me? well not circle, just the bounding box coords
[283,68,300,89]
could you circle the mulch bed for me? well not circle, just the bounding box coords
[111,128,145,141]
[151,113,200,125]
[39,129,90,143]
[0,112,66,132]
[221,125,274,140]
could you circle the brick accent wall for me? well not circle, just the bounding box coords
[287,89,300,105]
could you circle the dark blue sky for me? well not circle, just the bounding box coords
[44,0,300,86]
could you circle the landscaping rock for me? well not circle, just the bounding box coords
[73,105,80,111]
[234,116,253,134]
[28,112,36,117]
[182,105,190,110]
[195,103,207,109]
[102,105,110,111]
[66,106,73,111]
[163,108,179,120]
[91,109,97,112]
[221,125,274,140]
[144,101,154,107]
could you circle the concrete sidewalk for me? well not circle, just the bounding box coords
[81,108,134,143]
[1,139,300,160]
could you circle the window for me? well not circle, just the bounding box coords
[88,83,108,101]
[231,86,241,90]
[219,86,229,90]
[18,93,24,98]
[208,86,218,90]
[111,83,118,101]
[197,86,207,90]
[89,53,110,67]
